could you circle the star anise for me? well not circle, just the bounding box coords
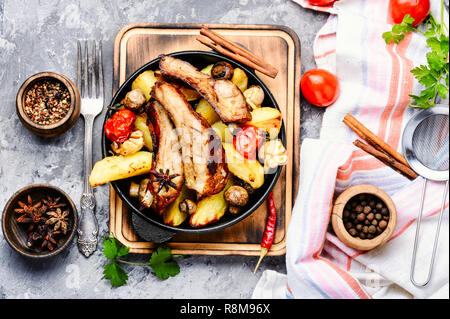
[14,195,47,231]
[150,169,179,194]
[41,227,61,251]
[45,208,70,234]
[42,195,67,210]
[26,224,47,248]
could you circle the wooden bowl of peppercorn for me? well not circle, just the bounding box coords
[2,184,78,258]
[16,72,81,137]
[331,185,397,251]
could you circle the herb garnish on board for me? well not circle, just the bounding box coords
[102,234,181,287]
[382,0,449,109]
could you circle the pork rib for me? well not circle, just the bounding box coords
[159,55,252,124]
[151,81,229,198]
[147,100,184,214]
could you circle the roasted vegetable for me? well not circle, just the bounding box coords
[222,143,264,189]
[211,61,234,80]
[179,199,197,215]
[211,121,234,143]
[200,64,214,76]
[231,68,248,92]
[138,178,153,209]
[246,107,282,139]
[163,186,192,226]
[111,130,145,156]
[131,70,161,100]
[190,180,233,228]
[224,186,249,207]
[133,114,153,151]
[122,89,146,110]
[129,181,140,198]
[196,99,221,125]
[258,139,288,173]
[244,85,264,110]
[89,151,153,187]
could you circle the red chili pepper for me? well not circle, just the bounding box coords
[233,125,265,160]
[104,109,136,143]
[254,191,277,273]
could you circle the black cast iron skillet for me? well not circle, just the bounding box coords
[102,50,285,234]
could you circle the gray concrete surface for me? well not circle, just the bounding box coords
[0,0,328,299]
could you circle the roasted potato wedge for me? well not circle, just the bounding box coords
[131,70,161,100]
[196,99,220,125]
[246,107,282,139]
[222,143,264,189]
[163,186,195,226]
[134,113,153,151]
[231,68,248,92]
[200,64,214,76]
[89,151,153,187]
[211,121,234,144]
[189,180,233,228]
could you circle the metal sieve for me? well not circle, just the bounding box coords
[402,105,449,287]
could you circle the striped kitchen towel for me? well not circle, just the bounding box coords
[253,0,449,299]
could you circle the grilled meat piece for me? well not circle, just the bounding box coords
[159,55,252,124]
[151,81,229,198]
[147,100,184,214]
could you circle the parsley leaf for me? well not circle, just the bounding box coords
[102,234,180,287]
[382,14,415,44]
[383,6,449,109]
[148,246,181,280]
[104,262,129,287]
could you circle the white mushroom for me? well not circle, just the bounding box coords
[123,89,146,110]
[244,85,265,110]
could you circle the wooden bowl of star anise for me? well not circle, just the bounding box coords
[2,184,78,258]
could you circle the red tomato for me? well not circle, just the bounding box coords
[301,69,340,107]
[104,109,136,143]
[233,125,265,160]
[389,0,430,26]
[307,0,336,6]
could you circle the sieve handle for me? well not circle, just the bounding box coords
[410,179,449,287]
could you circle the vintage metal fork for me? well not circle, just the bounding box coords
[76,40,104,257]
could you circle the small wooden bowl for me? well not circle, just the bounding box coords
[2,184,78,258]
[331,185,397,251]
[16,72,81,137]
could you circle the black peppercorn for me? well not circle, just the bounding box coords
[357,213,366,222]
[379,220,388,229]
[349,228,358,237]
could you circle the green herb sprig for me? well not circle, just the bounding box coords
[102,234,181,287]
[382,1,449,109]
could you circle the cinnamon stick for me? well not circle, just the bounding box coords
[198,26,278,78]
[196,35,277,78]
[343,113,410,167]
[353,140,418,180]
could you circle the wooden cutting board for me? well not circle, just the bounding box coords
[109,23,301,256]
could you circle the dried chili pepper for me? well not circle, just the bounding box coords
[254,191,277,273]
[104,108,136,143]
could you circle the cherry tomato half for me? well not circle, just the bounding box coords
[233,125,265,160]
[104,108,136,143]
[389,0,430,26]
[301,69,340,107]
[307,0,337,6]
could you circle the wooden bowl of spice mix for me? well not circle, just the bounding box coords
[2,184,78,258]
[16,72,80,137]
[331,185,397,251]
